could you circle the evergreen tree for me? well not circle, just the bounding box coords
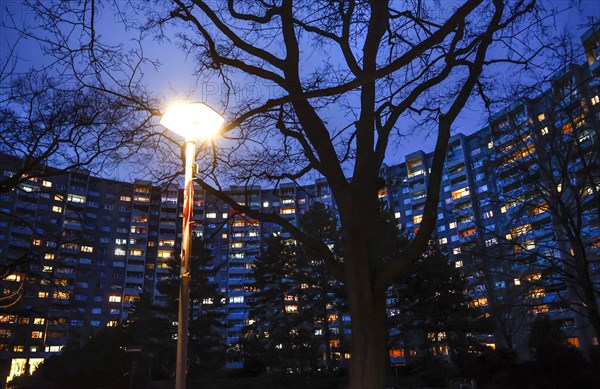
[124,239,225,379]
[389,246,482,363]
[241,203,347,372]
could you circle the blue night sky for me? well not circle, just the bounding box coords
[1,1,598,178]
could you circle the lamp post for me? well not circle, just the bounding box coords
[160,103,224,389]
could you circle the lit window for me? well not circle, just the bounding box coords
[455,261,463,268]
[482,210,494,219]
[451,187,470,200]
[31,331,43,339]
[109,295,122,303]
[52,206,62,213]
[470,297,488,307]
[439,237,448,244]
[514,278,521,286]
[107,321,119,327]
[528,288,545,299]
[537,113,545,121]
[413,215,423,224]
[453,248,461,255]
[449,222,457,229]
[263,201,269,207]
[511,224,531,238]
[42,180,52,188]
[42,266,53,273]
[541,126,549,135]
[158,250,171,258]
[34,318,45,325]
[285,305,298,313]
[38,292,48,299]
[567,337,580,347]
[81,246,93,253]
[67,194,86,204]
[53,291,69,299]
[114,248,126,256]
[591,95,599,105]
[488,141,493,149]
[206,212,216,218]
[281,208,296,214]
[120,196,131,202]
[485,238,498,247]
[32,239,42,246]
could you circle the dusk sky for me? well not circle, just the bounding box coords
[1,1,599,175]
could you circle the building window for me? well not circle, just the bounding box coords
[284,305,298,313]
[67,194,86,203]
[206,212,217,218]
[120,196,131,202]
[537,113,545,121]
[81,246,93,253]
[451,187,470,200]
[52,206,62,213]
[591,95,599,105]
[109,295,122,303]
[42,180,52,188]
[485,238,498,247]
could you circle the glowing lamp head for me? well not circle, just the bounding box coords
[160,102,224,140]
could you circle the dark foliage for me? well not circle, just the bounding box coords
[8,328,128,389]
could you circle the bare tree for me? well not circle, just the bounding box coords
[485,54,600,348]
[11,1,560,386]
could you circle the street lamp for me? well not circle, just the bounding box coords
[160,102,224,389]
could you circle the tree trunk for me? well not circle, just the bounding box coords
[343,223,388,389]
[571,242,600,342]
[347,278,388,389]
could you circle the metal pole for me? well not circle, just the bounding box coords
[175,140,195,389]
